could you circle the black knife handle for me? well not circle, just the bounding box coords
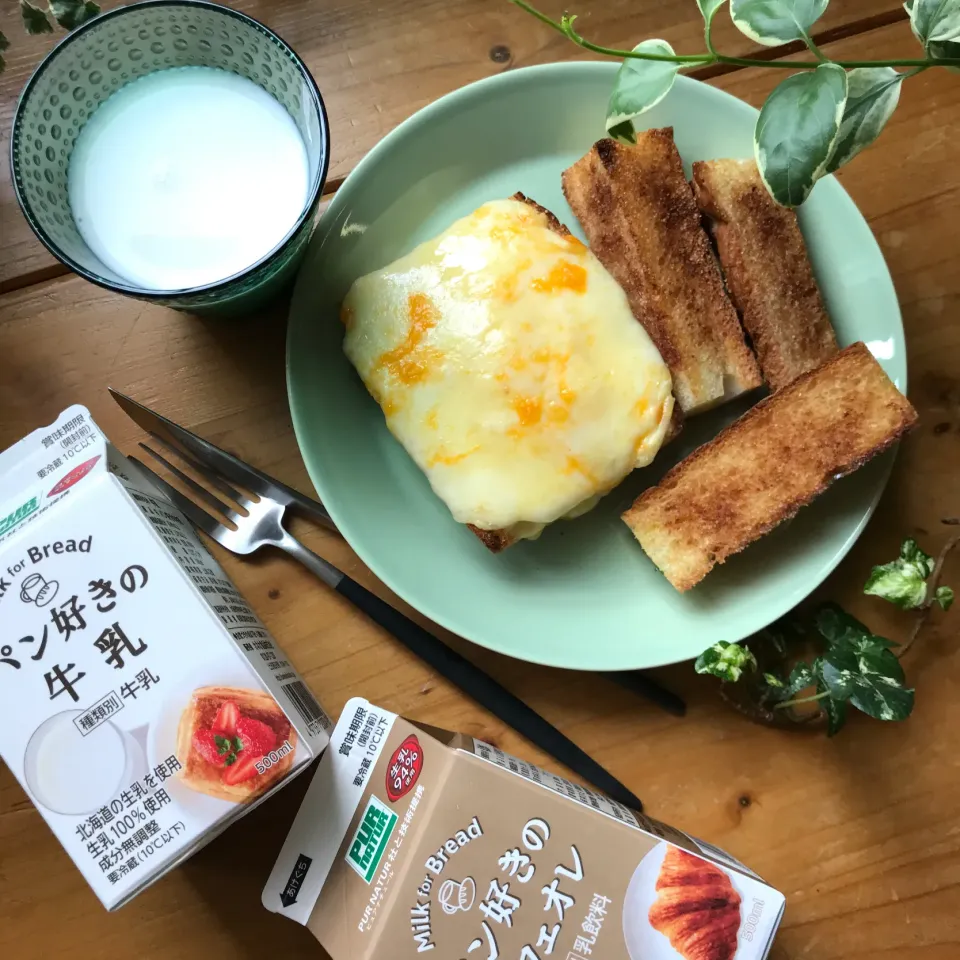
[336,573,642,812]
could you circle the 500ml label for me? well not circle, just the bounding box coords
[255,739,294,775]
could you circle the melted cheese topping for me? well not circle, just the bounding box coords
[342,198,674,537]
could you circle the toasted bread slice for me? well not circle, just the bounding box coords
[562,131,762,414]
[466,192,683,555]
[622,343,918,591]
[692,159,838,390]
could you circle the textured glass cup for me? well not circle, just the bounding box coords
[11,0,329,316]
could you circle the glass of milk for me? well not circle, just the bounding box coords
[11,1,330,317]
[24,711,147,816]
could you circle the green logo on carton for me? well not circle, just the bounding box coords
[345,796,397,884]
[0,496,39,537]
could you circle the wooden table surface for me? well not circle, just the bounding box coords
[1,3,958,959]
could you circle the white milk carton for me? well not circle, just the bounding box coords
[0,405,331,909]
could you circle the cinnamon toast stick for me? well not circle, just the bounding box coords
[692,158,838,391]
[562,131,762,414]
[622,343,917,591]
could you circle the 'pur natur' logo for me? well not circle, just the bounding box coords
[0,496,39,538]
[345,796,398,884]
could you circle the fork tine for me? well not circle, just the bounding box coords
[138,442,244,524]
[112,389,287,501]
[140,426,251,501]
[151,433,253,507]
[109,389,337,531]
[130,456,227,544]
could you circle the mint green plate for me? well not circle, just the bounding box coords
[287,62,905,671]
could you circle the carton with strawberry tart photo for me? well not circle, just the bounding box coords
[0,406,332,910]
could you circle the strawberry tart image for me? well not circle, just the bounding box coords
[175,686,297,803]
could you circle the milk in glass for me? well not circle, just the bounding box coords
[68,67,309,289]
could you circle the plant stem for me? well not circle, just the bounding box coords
[800,28,827,63]
[509,1,960,70]
[774,690,830,710]
[898,534,960,659]
[704,5,718,58]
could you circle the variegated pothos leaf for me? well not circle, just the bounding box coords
[20,0,53,34]
[905,0,960,45]
[826,67,902,173]
[730,0,829,46]
[49,0,101,31]
[754,62,847,206]
[697,0,728,20]
[606,39,681,142]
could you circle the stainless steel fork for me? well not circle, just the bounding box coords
[110,389,643,809]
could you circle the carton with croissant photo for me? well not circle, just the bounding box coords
[263,697,785,960]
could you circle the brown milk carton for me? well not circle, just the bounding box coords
[264,697,785,960]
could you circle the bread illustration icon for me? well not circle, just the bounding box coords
[20,572,59,607]
[648,846,741,960]
[438,877,476,915]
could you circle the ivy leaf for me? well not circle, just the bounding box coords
[818,680,848,736]
[764,659,816,703]
[695,640,758,682]
[783,660,816,697]
[864,537,936,609]
[697,0,728,20]
[20,0,53,34]
[935,585,955,610]
[815,602,899,656]
[817,643,914,721]
[606,39,681,142]
[730,0,829,46]
[49,0,101,30]
[755,62,847,206]
[826,68,902,173]
[906,0,960,45]
[815,602,870,647]
[762,612,809,655]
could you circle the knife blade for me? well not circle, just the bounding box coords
[109,388,337,531]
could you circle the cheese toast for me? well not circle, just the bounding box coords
[622,343,918,591]
[562,131,762,414]
[468,193,681,554]
[692,158,837,390]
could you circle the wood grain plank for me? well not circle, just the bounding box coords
[1,18,959,960]
[0,0,904,289]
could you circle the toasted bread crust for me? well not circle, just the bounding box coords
[562,131,762,414]
[467,524,515,552]
[692,159,837,391]
[622,343,918,591]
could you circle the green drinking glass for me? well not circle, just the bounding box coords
[11,0,329,317]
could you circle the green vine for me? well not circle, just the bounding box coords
[511,1,960,70]
[512,0,960,206]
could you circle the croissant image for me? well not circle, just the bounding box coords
[648,846,742,960]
